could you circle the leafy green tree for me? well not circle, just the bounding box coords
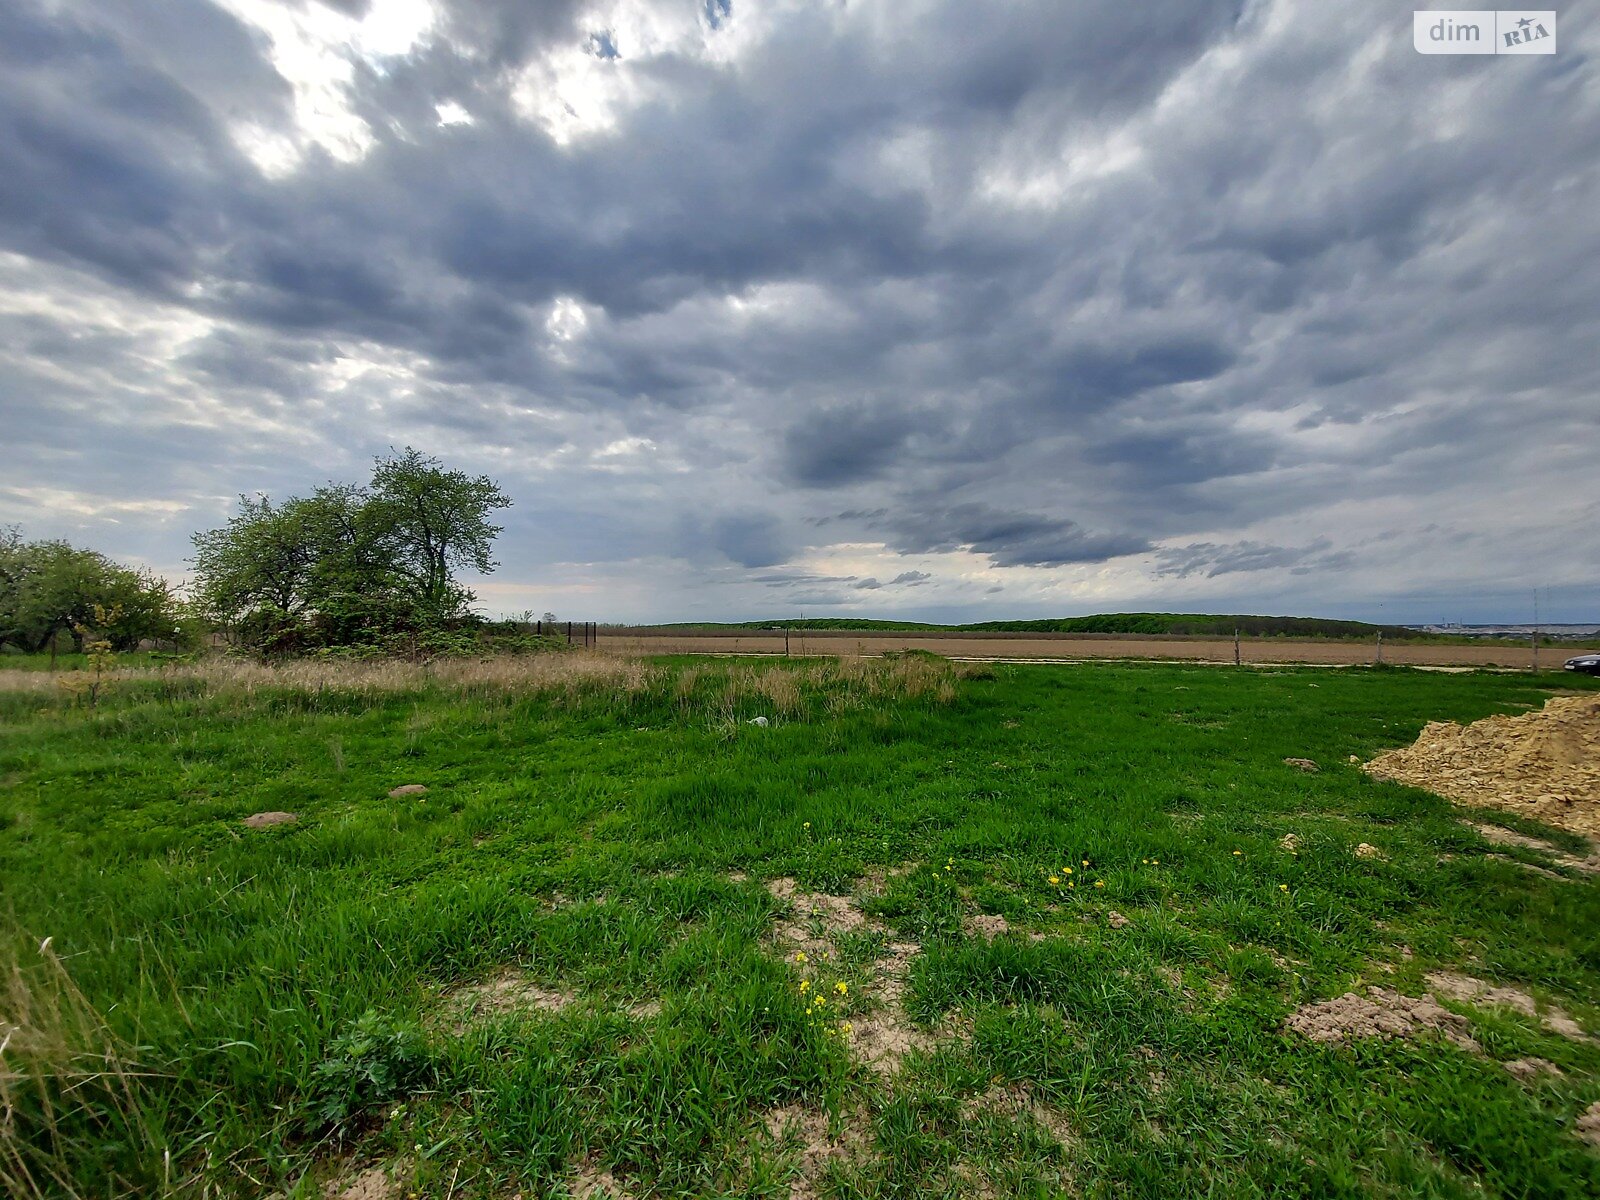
[190,496,321,629]
[0,527,183,652]
[188,450,512,651]
[368,448,511,620]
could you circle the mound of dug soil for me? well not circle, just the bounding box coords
[1285,987,1479,1051]
[1364,694,1600,836]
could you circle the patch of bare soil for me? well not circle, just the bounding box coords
[759,1104,871,1200]
[441,968,577,1032]
[1576,1100,1600,1148]
[963,913,1010,938]
[766,877,877,956]
[1284,758,1320,773]
[1469,822,1600,876]
[388,784,429,797]
[961,1083,1075,1147]
[1354,842,1386,860]
[1284,988,1479,1051]
[1426,972,1592,1041]
[324,1165,403,1200]
[567,1160,636,1199]
[1364,694,1600,837]
[243,811,297,828]
[1504,1057,1564,1082]
[766,878,936,1073]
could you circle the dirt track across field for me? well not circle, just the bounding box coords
[601,631,1574,669]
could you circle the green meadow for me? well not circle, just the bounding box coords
[2,654,1598,1198]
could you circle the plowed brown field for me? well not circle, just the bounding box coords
[601,631,1572,668]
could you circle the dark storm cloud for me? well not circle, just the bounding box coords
[750,571,857,587]
[886,504,1150,569]
[782,402,917,487]
[709,513,792,569]
[0,0,1596,620]
[1154,539,1354,580]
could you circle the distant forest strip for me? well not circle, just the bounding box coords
[615,613,1550,643]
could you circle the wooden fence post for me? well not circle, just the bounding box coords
[1233,629,1240,667]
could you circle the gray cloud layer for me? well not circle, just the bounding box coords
[1,0,1597,622]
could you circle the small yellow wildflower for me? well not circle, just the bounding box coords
[1142,859,1149,865]
[1049,875,1060,886]
[1279,884,1289,892]
[1067,881,1075,889]
[794,951,807,963]
[841,1021,853,1034]
[1093,880,1105,889]
[1064,866,1072,875]
[1233,850,1242,857]
[1082,859,1089,867]
[1152,858,1159,864]
[835,981,848,995]
[799,979,810,992]
[803,821,811,829]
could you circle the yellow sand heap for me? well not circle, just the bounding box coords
[1365,693,1600,836]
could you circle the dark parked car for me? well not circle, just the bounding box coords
[1563,653,1600,676]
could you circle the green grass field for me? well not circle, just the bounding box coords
[2,655,1599,1198]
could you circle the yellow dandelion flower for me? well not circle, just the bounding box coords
[1064,866,1072,875]
[835,981,848,995]
[1279,884,1289,892]
[799,979,810,992]
[794,951,807,963]
[1067,881,1075,889]
[803,821,811,829]
[1152,858,1159,864]
[1048,875,1060,886]
[1082,859,1089,867]
[1094,880,1105,889]
[1142,859,1149,865]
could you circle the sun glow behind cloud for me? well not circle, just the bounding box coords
[217,0,437,172]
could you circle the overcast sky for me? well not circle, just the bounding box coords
[2,1,1597,624]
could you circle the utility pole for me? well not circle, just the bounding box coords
[1532,589,1539,673]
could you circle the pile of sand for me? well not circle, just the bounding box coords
[1364,694,1600,836]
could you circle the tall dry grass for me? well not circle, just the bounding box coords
[0,649,984,720]
[0,935,173,1199]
